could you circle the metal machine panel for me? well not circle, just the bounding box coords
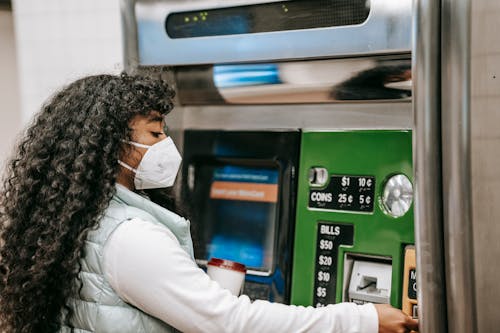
[412,0,448,331]
[179,103,412,133]
[125,0,412,66]
[174,56,412,105]
[469,0,500,331]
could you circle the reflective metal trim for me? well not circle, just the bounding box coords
[130,0,412,65]
[412,0,448,332]
[441,0,477,331]
[178,103,412,132]
[174,56,412,105]
[121,0,140,72]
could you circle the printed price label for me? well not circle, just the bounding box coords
[313,223,354,307]
[309,175,376,213]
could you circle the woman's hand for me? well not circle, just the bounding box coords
[374,304,419,333]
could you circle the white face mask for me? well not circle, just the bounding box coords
[118,137,182,189]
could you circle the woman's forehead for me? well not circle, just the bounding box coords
[146,110,164,122]
[129,112,165,128]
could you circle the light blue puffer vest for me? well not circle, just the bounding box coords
[60,184,194,333]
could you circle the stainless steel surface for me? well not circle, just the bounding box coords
[121,0,139,72]
[441,0,477,331]
[469,1,500,332]
[130,0,412,65]
[175,56,411,105]
[413,0,448,332]
[179,102,411,131]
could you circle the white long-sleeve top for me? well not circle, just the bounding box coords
[102,218,378,333]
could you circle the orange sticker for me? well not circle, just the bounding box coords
[210,181,278,203]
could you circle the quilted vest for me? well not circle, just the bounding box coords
[59,184,194,332]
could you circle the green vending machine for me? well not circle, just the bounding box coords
[291,130,414,309]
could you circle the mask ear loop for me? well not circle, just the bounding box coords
[121,140,151,149]
[117,140,151,172]
[118,160,137,173]
[118,139,157,173]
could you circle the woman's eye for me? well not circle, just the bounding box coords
[151,132,163,138]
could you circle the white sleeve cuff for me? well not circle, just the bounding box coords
[357,303,378,333]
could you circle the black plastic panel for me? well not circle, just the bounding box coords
[166,0,370,39]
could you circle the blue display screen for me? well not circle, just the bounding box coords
[201,165,279,271]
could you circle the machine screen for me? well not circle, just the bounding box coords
[166,0,370,39]
[196,165,279,272]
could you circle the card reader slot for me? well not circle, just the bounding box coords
[343,254,392,304]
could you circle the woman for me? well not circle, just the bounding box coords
[0,74,418,333]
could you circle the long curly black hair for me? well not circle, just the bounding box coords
[0,73,176,332]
